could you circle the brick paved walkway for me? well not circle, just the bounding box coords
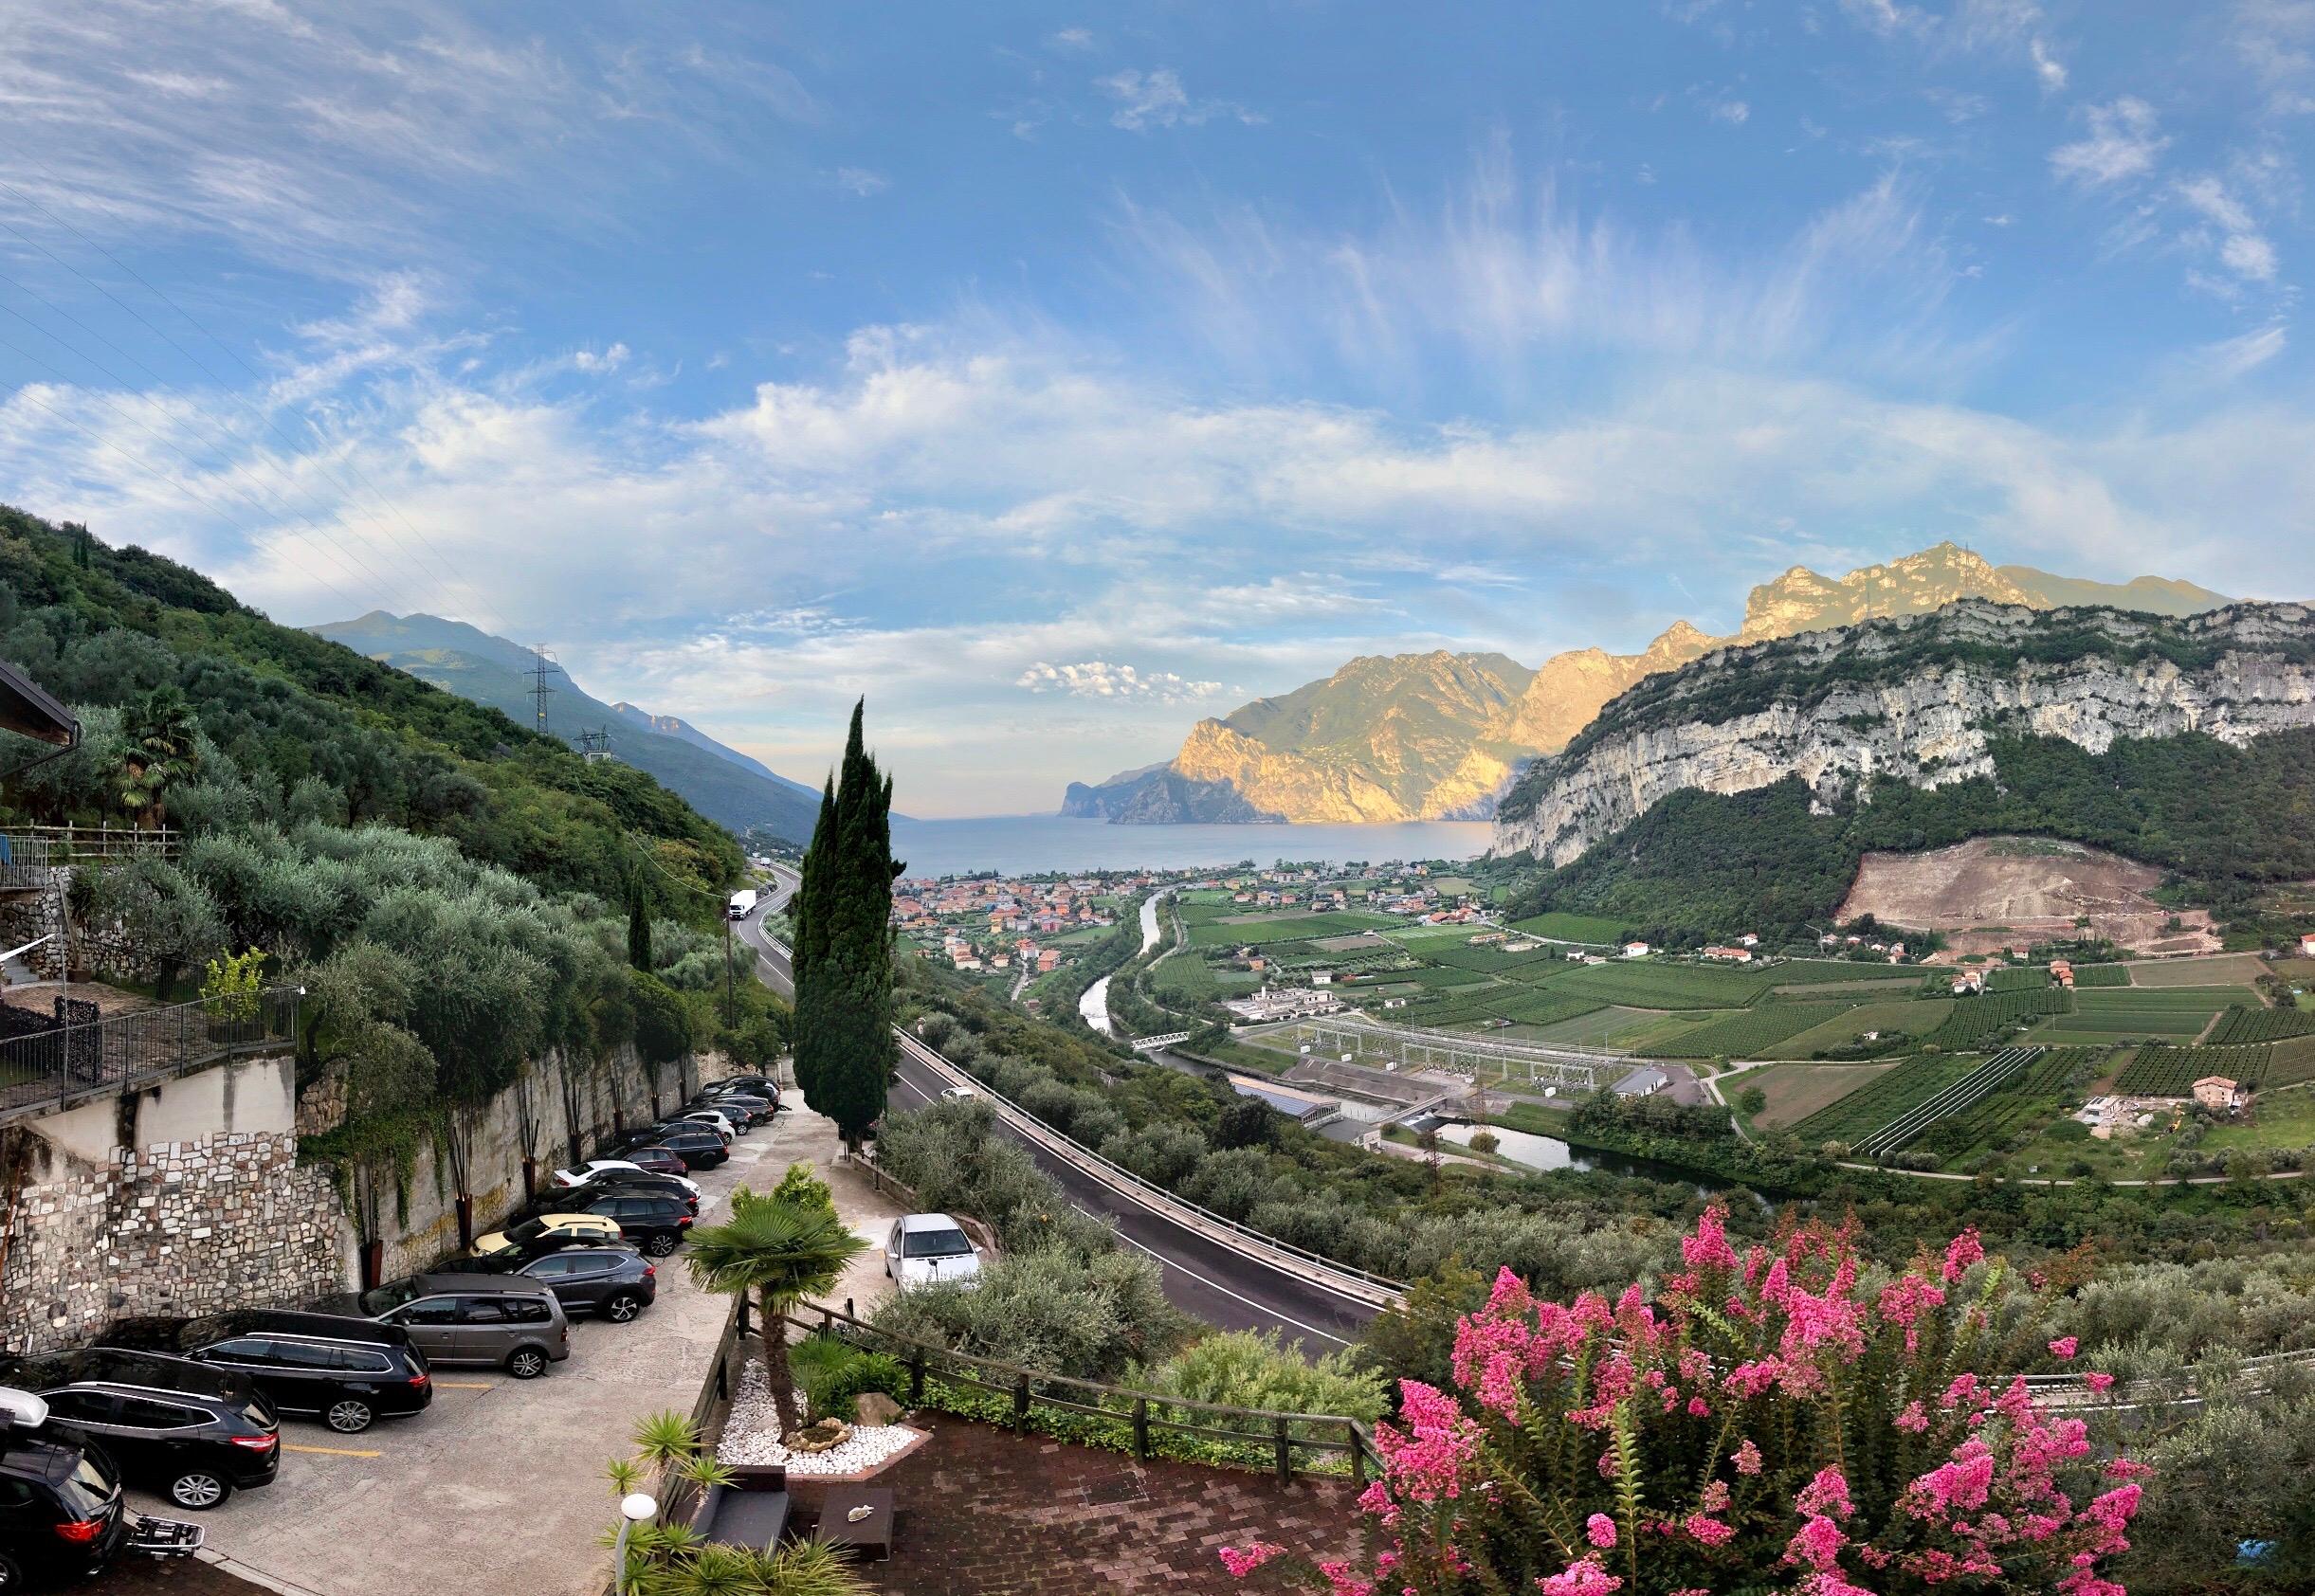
[788,1412,1365,1595]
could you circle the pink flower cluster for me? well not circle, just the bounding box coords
[1224,1207,2148,1596]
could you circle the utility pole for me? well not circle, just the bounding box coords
[528,646,558,736]
[578,727,613,763]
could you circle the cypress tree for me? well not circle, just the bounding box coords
[626,884,653,972]
[793,701,900,1147]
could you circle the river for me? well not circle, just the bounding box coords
[890,815,1493,878]
[1079,889,1172,1036]
[1434,1118,1737,1192]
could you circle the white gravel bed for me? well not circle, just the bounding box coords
[716,1360,919,1476]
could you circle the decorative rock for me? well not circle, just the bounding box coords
[854,1391,904,1426]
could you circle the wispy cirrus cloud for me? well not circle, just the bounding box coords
[1096,67,1261,131]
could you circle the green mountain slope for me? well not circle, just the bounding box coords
[0,506,739,910]
[310,611,819,844]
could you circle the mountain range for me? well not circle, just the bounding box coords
[309,612,823,843]
[1061,545,2233,825]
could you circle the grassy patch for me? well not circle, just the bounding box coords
[1764,1001,1942,1059]
[1508,910,1632,944]
[1653,1004,1850,1060]
[1544,960,1778,1010]
[2121,954,2271,988]
[1739,1062,1901,1129]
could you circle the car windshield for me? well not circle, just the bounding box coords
[359,1279,422,1316]
[903,1227,974,1260]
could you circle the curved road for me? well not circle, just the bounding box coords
[735,876,1379,1349]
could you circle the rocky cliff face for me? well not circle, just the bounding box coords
[1494,601,2315,864]
[1062,542,2236,825]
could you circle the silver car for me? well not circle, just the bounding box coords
[362,1276,571,1378]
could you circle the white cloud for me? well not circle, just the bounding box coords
[573,342,630,372]
[1015,662,1225,701]
[1706,97,1750,125]
[832,166,888,197]
[1096,67,1261,131]
[2050,98,2168,188]
[1048,27,1095,50]
[2177,174,2280,282]
[2030,37,2068,91]
[2190,322,2288,380]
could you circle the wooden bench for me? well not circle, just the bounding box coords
[696,1463,791,1550]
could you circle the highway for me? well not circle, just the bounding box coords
[734,870,1383,1349]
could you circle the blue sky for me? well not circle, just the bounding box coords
[1,1,2310,814]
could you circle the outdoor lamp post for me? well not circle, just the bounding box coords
[614,1491,658,1593]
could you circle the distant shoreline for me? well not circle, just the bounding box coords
[889,814,1492,878]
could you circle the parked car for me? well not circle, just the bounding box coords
[104,1312,433,1437]
[884,1212,985,1292]
[701,1085,778,1116]
[552,1159,702,1201]
[466,1213,625,1261]
[5,1352,279,1511]
[686,1095,769,1130]
[0,1389,203,1587]
[679,1107,748,1139]
[555,1170,700,1213]
[556,1191,695,1257]
[648,1128,729,1169]
[513,1248,658,1322]
[714,1073,778,1099]
[357,1276,571,1378]
[618,1144,695,1177]
[670,1113,735,1146]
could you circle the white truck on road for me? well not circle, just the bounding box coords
[727,888,758,920]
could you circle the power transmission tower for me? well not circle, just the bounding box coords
[578,727,614,763]
[527,646,558,735]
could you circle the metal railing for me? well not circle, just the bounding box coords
[781,1300,1381,1483]
[892,1025,1408,1305]
[0,826,179,891]
[0,985,301,1125]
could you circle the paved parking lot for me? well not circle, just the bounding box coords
[133,1097,903,1596]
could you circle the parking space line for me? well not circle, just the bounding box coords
[283,1442,382,1458]
[430,1380,495,1389]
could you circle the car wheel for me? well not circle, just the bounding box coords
[326,1399,375,1434]
[507,1348,550,1379]
[605,1292,645,1323]
[170,1471,231,1511]
[646,1231,681,1257]
[0,1550,25,1590]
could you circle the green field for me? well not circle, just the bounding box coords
[1508,911,1632,944]
[1545,960,1777,1010]
[1653,1003,1849,1060]
[1790,1054,1984,1145]
[2114,1043,2273,1095]
[1761,1001,1939,1059]
[1186,911,1398,949]
[2210,1004,2315,1044]
[1922,1047,2105,1165]
[1777,958,1939,985]
[1919,988,2071,1051]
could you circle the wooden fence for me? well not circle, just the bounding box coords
[776,1299,1380,1484]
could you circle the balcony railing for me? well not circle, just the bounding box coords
[0,985,300,1126]
[0,826,179,891]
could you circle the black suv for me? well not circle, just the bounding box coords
[1,1389,202,1587]
[570,1169,699,1210]
[0,1351,277,1512]
[559,1190,694,1256]
[647,1126,728,1170]
[513,1248,659,1322]
[107,1312,433,1436]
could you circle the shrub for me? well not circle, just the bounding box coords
[1230,1209,2146,1596]
[869,1247,1189,1381]
[1142,1331,1387,1424]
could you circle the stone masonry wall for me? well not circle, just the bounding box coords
[3,1123,348,1353]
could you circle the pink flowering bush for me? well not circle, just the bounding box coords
[1227,1209,2145,1596]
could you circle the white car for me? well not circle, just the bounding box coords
[884,1212,985,1291]
[678,1110,741,1141]
[552,1159,702,1199]
[939,1085,977,1103]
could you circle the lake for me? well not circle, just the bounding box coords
[888,815,1495,878]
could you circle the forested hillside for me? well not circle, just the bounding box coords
[1505,729,2315,943]
[0,506,782,1154]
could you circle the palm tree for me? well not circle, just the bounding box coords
[118,685,199,828]
[684,1188,866,1439]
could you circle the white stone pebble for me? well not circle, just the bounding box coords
[716,1360,919,1477]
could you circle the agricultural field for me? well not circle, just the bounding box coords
[2113,1044,2272,1095]
[1508,910,1632,944]
[2122,953,2270,988]
[1985,963,2128,990]
[2269,1035,2315,1087]
[1912,1047,2105,1167]
[1773,958,1936,985]
[1654,1003,1850,1060]
[1738,1062,1902,1130]
[2209,1004,2315,1044]
[1547,959,1778,1010]
[1769,976,1922,1000]
[2200,1088,2315,1154]
[1790,1054,1985,1146]
[1186,910,1400,948]
[2034,987,2237,1043]
[1919,988,2070,1051]
[1763,1001,1940,1060]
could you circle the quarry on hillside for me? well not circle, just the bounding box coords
[1836,836,2222,959]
